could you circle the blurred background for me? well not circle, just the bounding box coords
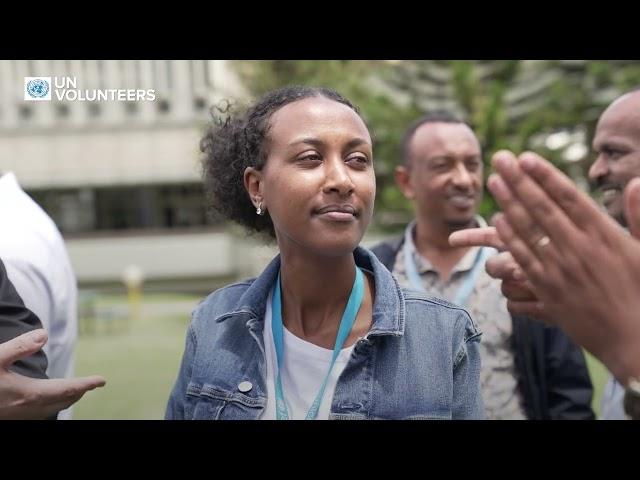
[2,60,640,418]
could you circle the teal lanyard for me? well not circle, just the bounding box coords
[402,227,488,308]
[271,267,365,420]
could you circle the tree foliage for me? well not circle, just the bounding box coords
[232,60,640,231]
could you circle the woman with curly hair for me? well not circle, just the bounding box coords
[165,86,484,420]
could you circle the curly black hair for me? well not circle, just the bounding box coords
[200,85,360,239]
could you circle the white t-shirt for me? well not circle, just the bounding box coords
[261,289,355,420]
[601,375,628,420]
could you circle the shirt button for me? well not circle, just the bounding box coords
[238,381,253,393]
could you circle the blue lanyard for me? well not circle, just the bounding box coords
[402,227,488,308]
[271,267,365,420]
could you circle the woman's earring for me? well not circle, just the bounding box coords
[256,201,264,216]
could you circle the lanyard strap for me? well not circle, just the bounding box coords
[271,266,365,420]
[402,227,488,308]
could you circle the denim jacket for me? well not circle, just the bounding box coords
[166,246,484,420]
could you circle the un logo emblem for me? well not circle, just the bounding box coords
[24,77,52,101]
[27,79,49,98]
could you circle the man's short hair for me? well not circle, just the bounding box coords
[401,111,470,167]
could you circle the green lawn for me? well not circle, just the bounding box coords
[585,351,609,418]
[72,294,611,419]
[73,294,195,419]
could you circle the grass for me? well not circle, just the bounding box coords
[73,294,195,419]
[585,351,609,418]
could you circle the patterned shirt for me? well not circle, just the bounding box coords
[392,217,527,419]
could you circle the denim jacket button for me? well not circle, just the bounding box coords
[238,381,253,393]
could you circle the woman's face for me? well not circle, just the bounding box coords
[248,96,375,258]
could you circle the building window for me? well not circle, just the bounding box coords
[27,183,222,235]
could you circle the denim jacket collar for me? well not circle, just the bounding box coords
[216,246,405,338]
